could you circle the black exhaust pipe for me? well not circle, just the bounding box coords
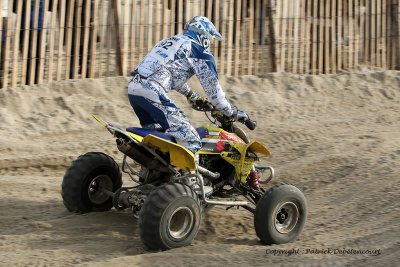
[116,138,170,173]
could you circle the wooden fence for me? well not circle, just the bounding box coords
[0,0,399,89]
[277,0,400,74]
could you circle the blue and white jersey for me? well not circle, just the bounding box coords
[130,34,234,116]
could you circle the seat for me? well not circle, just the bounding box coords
[126,127,175,142]
[126,127,209,143]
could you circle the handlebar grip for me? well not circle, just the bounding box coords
[244,118,257,130]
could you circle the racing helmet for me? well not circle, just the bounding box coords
[184,16,224,51]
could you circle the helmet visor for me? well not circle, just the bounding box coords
[213,31,224,42]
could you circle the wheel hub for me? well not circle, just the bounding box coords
[168,207,194,239]
[274,202,299,234]
[88,174,113,204]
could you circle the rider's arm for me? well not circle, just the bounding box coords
[189,44,235,117]
[174,82,193,97]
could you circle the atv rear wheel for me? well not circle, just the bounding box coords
[62,152,122,213]
[254,183,307,244]
[139,183,201,250]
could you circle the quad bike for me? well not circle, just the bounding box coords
[61,100,307,250]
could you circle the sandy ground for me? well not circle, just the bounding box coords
[0,70,399,266]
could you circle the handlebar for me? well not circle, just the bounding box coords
[191,100,257,131]
[243,118,257,130]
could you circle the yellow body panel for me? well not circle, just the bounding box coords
[93,114,270,176]
[200,124,222,132]
[128,132,143,142]
[246,141,271,157]
[92,114,108,127]
[220,141,271,183]
[143,134,196,171]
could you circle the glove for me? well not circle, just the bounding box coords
[212,109,247,121]
[187,91,208,109]
[235,110,249,122]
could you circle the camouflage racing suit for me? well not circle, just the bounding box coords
[128,34,234,153]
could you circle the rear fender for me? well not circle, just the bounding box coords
[143,135,196,171]
[92,114,143,143]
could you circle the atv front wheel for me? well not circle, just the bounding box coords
[254,183,307,244]
[61,152,122,213]
[139,183,201,250]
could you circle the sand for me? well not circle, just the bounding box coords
[0,70,399,266]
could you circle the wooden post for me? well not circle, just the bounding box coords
[389,0,394,69]
[138,0,145,61]
[371,0,376,66]
[247,0,255,75]
[185,0,190,24]
[122,0,129,73]
[234,0,242,76]
[324,0,330,73]
[130,0,137,71]
[112,0,123,76]
[349,0,354,69]
[240,0,247,75]
[192,0,198,17]
[268,0,277,72]
[170,0,179,36]
[207,0,212,19]
[11,0,23,87]
[170,0,176,36]
[260,1,267,73]
[305,0,312,73]
[311,0,317,74]
[37,0,50,84]
[291,0,300,73]
[89,0,99,78]
[331,0,337,73]
[254,0,261,74]
[81,0,91,78]
[381,0,387,68]
[155,0,161,42]
[343,0,348,69]
[47,0,59,82]
[64,0,75,79]
[280,0,288,72]
[220,0,227,74]
[28,0,40,85]
[393,0,400,69]
[214,0,220,70]
[299,0,307,74]
[360,0,366,64]
[72,0,83,79]
[106,1,113,75]
[162,0,168,39]
[1,0,13,87]
[287,0,294,72]
[226,0,234,75]
[20,1,30,85]
[337,0,342,70]
[366,0,371,66]
[56,0,66,81]
[98,0,106,77]
[147,0,153,51]
[318,0,324,74]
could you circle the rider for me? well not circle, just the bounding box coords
[128,15,248,154]
[128,16,263,192]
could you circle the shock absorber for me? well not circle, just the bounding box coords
[249,171,263,193]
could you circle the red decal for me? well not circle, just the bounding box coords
[216,141,226,151]
[219,131,246,144]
